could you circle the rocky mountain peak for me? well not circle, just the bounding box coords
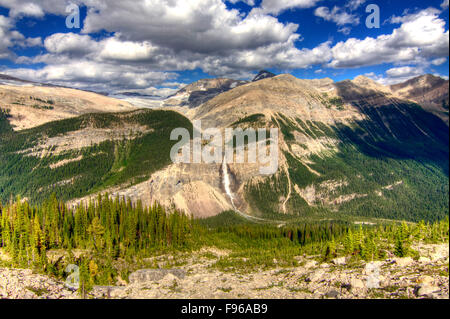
[391,74,447,91]
[164,78,248,109]
[252,70,276,82]
[389,74,449,124]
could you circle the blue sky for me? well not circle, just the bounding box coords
[0,0,448,95]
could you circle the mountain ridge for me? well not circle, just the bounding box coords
[0,72,448,222]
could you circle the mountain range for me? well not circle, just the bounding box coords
[0,72,448,222]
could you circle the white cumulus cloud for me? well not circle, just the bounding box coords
[259,0,321,15]
[314,6,360,26]
[329,8,449,68]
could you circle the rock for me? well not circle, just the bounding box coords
[429,245,448,261]
[393,257,414,267]
[159,273,179,287]
[418,257,431,263]
[325,290,340,298]
[350,278,366,290]
[377,275,387,288]
[128,269,186,285]
[1,243,450,299]
[23,290,37,299]
[110,287,128,299]
[417,276,434,286]
[332,257,347,266]
[416,285,440,297]
[306,270,325,283]
[320,263,330,268]
[115,275,128,286]
[430,253,444,262]
[304,260,318,269]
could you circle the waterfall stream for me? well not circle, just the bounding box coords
[222,158,236,210]
[221,157,271,223]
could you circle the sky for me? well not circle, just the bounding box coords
[0,0,448,96]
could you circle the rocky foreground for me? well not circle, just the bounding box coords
[0,243,448,299]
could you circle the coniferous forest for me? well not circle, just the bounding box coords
[1,194,448,296]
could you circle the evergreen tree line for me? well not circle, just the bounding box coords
[324,219,449,261]
[0,194,448,296]
[0,194,194,270]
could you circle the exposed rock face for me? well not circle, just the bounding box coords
[390,74,449,125]
[0,83,136,130]
[70,163,235,218]
[21,123,150,158]
[70,159,268,218]
[129,269,186,284]
[164,78,248,109]
[193,74,363,128]
[253,70,276,82]
[0,268,77,299]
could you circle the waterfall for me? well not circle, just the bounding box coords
[222,158,236,210]
[221,157,274,223]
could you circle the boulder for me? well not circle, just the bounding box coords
[393,257,414,267]
[159,273,179,287]
[128,269,186,285]
[350,278,366,290]
[325,290,340,298]
[304,260,318,269]
[418,257,431,263]
[430,245,448,261]
[416,285,440,297]
[306,270,325,283]
[332,257,347,266]
[416,275,434,286]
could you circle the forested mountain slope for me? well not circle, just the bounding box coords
[0,74,448,223]
[0,109,192,203]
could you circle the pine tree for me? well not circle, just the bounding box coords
[88,217,105,251]
[344,229,354,255]
[78,258,92,298]
[325,235,336,259]
[394,224,410,257]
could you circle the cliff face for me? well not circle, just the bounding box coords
[163,78,248,109]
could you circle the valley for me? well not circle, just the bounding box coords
[0,196,448,299]
[0,72,448,300]
[1,72,447,223]
[0,0,448,303]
